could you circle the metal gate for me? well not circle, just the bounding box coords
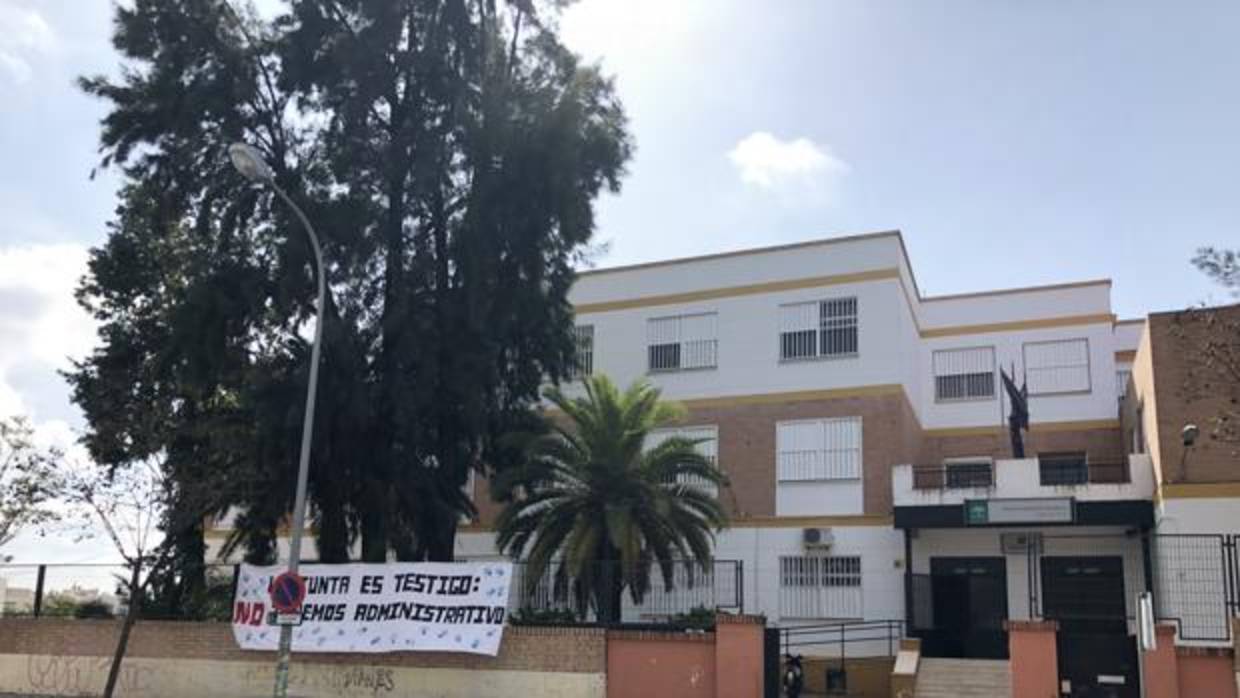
[1042,556,1139,698]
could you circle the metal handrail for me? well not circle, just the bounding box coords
[779,619,905,657]
[911,463,994,490]
[1038,458,1130,485]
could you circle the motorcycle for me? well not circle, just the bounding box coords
[782,653,804,698]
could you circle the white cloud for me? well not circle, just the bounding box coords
[0,3,57,84]
[727,131,850,204]
[0,243,95,421]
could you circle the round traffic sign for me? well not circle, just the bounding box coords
[270,571,307,614]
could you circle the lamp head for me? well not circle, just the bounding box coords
[1182,423,1200,447]
[228,143,273,184]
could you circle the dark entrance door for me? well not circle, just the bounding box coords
[1041,556,1138,698]
[926,557,1009,659]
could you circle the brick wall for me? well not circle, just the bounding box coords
[469,388,1124,527]
[1143,305,1240,484]
[0,619,606,673]
[0,615,768,698]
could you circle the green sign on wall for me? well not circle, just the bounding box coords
[964,500,989,525]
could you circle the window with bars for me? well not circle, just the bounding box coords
[779,297,858,361]
[646,425,719,493]
[647,313,718,372]
[776,417,862,481]
[944,459,994,488]
[570,325,594,379]
[933,346,996,401]
[1038,451,1088,485]
[1024,339,1091,395]
[779,556,863,619]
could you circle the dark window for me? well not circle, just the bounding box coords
[648,343,680,371]
[935,372,995,401]
[1039,452,1088,485]
[780,329,817,360]
[945,461,993,488]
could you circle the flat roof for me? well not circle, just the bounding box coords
[578,229,1112,305]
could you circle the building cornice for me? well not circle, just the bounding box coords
[919,313,1117,339]
[574,268,902,314]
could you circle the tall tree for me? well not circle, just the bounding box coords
[73,0,631,567]
[495,376,729,623]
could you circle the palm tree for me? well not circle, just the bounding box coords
[495,375,729,623]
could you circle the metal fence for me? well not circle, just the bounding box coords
[0,562,240,620]
[1152,534,1240,642]
[0,558,743,627]
[507,559,743,624]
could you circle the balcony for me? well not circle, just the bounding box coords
[893,454,1155,508]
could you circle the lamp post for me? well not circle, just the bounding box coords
[228,143,324,698]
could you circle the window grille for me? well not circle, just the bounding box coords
[571,325,594,379]
[933,346,996,401]
[648,313,717,371]
[776,418,862,481]
[779,297,858,360]
[1024,339,1091,395]
[779,555,863,618]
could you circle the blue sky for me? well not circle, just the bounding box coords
[0,1,1236,560]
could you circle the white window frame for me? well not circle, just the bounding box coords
[646,425,719,494]
[778,297,859,362]
[1023,338,1092,396]
[1115,368,1131,401]
[570,324,594,379]
[779,555,863,619]
[932,346,997,402]
[647,312,718,373]
[776,417,863,482]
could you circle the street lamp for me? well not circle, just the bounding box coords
[228,143,324,698]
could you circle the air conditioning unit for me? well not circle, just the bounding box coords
[802,527,834,549]
[1000,532,1042,555]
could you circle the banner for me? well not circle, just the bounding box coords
[231,561,513,656]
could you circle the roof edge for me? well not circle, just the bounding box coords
[575,229,903,278]
[922,278,1113,303]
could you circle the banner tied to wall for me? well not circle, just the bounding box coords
[232,561,513,656]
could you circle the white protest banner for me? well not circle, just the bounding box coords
[232,561,513,656]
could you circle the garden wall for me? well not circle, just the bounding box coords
[0,614,767,698]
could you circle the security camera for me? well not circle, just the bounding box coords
[1182,424,1200,447]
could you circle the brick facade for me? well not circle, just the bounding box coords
[1129,305,1240,484]
[468,387,1125,526]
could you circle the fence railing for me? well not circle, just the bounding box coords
[779,619,904,657]
[0,562,240,621]
[912,462,993,490]
[507,558,743,625]
[912,458,1131,490]
[1038,458,1130,486]
[1,558,742,628]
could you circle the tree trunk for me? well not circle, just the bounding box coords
[593,558,624,626]
[425,518,457,562]
[103,561,142,698]
[360,500,388,562]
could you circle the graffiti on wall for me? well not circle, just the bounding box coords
[240,663,397,694]
[26,655,151,695]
